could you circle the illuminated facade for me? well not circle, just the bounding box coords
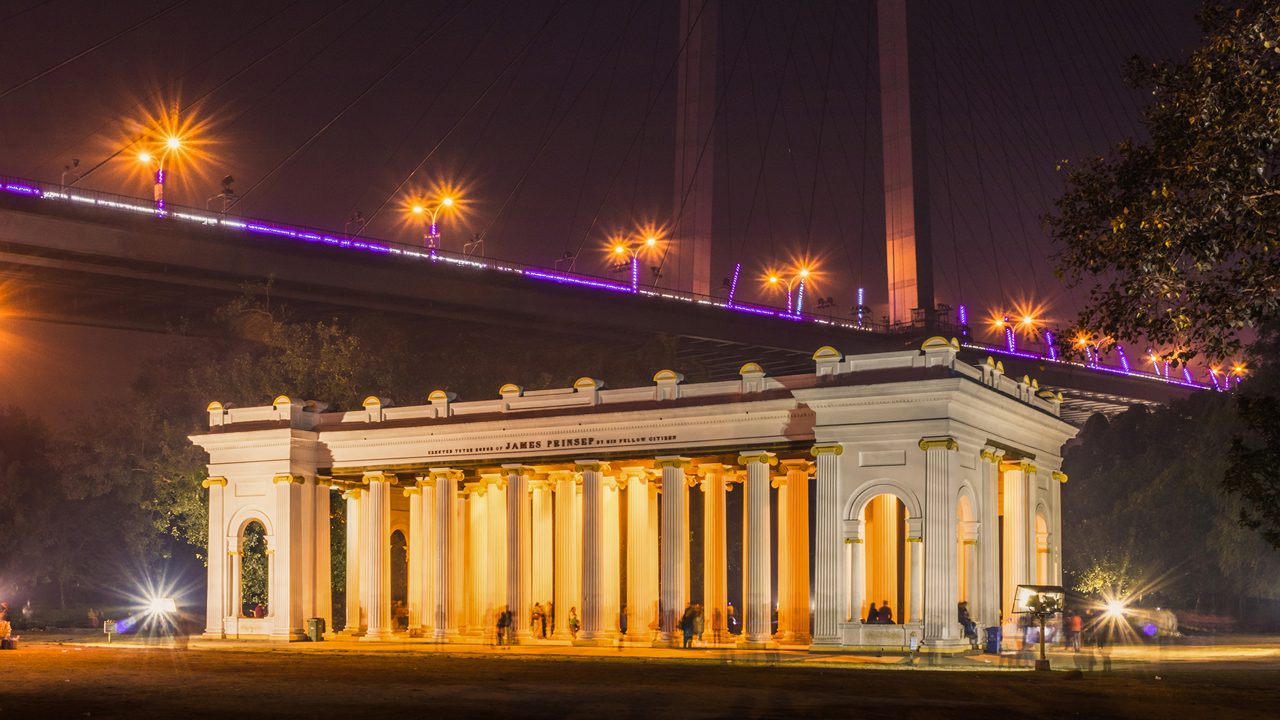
[191,338,1075,650]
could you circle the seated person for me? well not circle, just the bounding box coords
[866,602,879,624]
[878,602,894,624]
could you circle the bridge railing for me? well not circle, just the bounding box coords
[0,173,1213,391]
[0,173,887,333]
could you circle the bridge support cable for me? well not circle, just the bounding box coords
[0,0,192,103]
[355,0,574,234]
[568,0,717,266]
[34,0,306,179]
[226,1,469,212]
[71,0,361,187]
[476,1,648,250]
[652,0,760,284]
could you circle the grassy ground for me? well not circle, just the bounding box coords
[1,634,1278,719]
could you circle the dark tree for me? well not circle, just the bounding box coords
[1047,1,1280,363]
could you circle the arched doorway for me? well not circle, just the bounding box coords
[241,520,269,618]
[860,493,909,624]
[390,529,408,631]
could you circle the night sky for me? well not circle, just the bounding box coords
[0,0,1204,423]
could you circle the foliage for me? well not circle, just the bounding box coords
[1225,320,1280,548]
[241,521,268,610]
[1072,554,1141,598]
[1047,1,1280,362]
[1063,389,1280,612]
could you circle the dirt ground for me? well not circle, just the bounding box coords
[2,639,1279,720]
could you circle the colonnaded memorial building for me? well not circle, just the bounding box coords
[191,338,1076,651]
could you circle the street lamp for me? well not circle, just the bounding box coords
[1014,584,1065,671]
[610,234,659,292]
[766,267,810,315]
[411,196,455,250]
[137,135,182,211]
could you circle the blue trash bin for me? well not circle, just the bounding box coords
[984,626,1001,654]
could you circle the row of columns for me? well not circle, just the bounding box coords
[337,447,844,646]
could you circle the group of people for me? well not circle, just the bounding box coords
[678,603,706,648]
[864,601,896,624]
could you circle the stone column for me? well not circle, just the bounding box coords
[405,485,424,636]
[271,473,304,640]
[847,519,865,626]
[778,459,812,644]
[484,474,508,628]
[1001,460,1032,632]
[552,469,579,639]
[577,460,606,643]
[699,464,728,644]
[907,517,924,626]
[811,445,843,646]
[602,478,621,638]
[505,465,532,642]
[361,471,395,640]
[978,448,1004,629]
[313,481,332,631]
[229,542,242,626]
[960,522,979,605]
[342,488,363,634]
[431,469,461,640]
[419,479,436,637]
[921,437,960,645]
[531,479,555,627]
[203,477,228,638]
[774,475,789,639]
[656,457,690,645]
[300,477,316,625]
[623,468,652,637]
[739,451,777,647]
[465,484,490,633]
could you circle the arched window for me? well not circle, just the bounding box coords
[241,520,269,618]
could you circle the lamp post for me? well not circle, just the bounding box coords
[610,234,659,292]
[766,267,810,316]
[411,196,455,250]
[137,135,181,212]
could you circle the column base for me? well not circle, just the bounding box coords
[737,639,778,650]
[359,629,398,642]
[201,631,227,640]
[269,630,309,642]
[431,629,460,642]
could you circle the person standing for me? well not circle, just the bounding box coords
[866,602,879,624]
[1069,611,1083,652]
[680,605,695,649]
[693,603,705,646]
[568,607,580,639]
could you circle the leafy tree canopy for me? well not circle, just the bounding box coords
[1048,1,1280,362]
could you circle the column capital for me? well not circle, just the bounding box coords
[201,476,228,488]
[918,436,959,452]
[1052,471,1068,484]
[693,462,729,476]
[402,486,422,497]
[1020,460,1038,474]
[810,443,844,456]
[575,460,610,472]
[428,467,465,483]
[272,473,303,484]
[778,458,814,474]
[617,465,650,482]
[480,472,507,490]
[737,451,778,466]
[341,487,363,501]
[362,470,400,485]
[502,463,535,476]
[959,520,980,542]
[980,447,1006,463]
[654,456,692,470]
[462,481,487,497]
[548,468,579,484]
